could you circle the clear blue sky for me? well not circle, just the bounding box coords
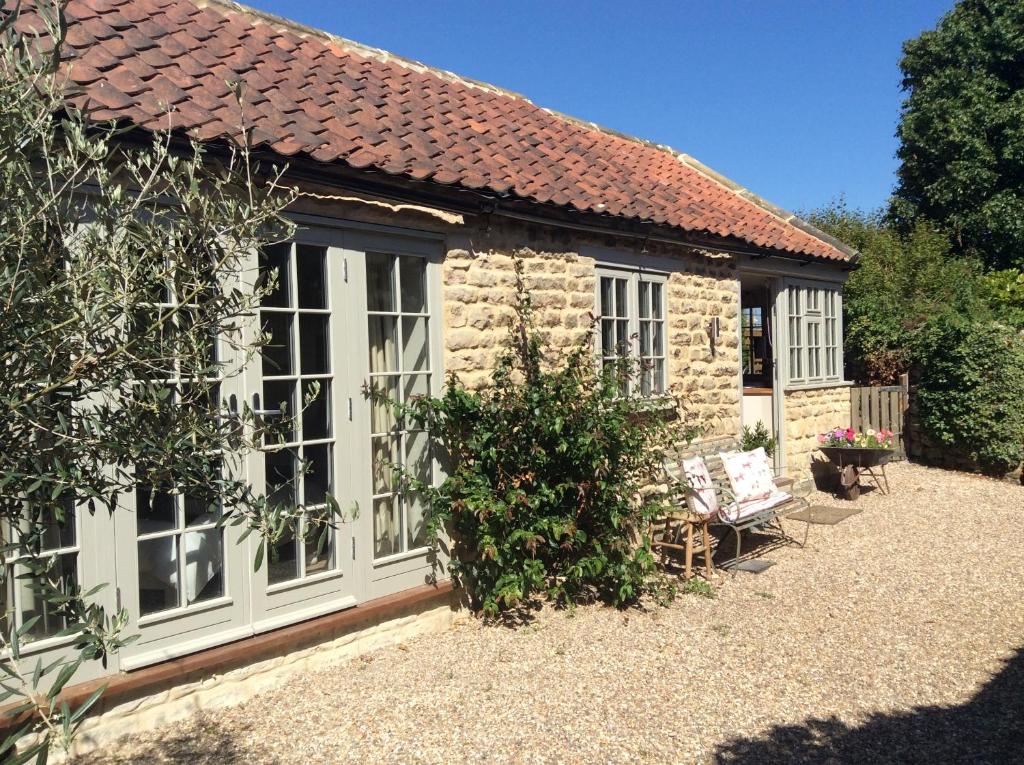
[244,0,956,215]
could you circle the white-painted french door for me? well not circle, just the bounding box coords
[114,268,252,670]
[111,222,443,667]
[247,231,359,633]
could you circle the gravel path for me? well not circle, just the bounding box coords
[79,462,1024,764]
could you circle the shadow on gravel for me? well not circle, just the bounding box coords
[72,720,268,765]
[714,645,1024,765]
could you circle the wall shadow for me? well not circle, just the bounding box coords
[71,721,269,765]
[714,646,1024,765]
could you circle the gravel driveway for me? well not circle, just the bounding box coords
[78,462,1024,764]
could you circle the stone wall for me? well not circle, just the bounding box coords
[440,221,741,438]
[784,385,852,474]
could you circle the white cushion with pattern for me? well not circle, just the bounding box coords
[681,456,720,518]
[720,447,776,504]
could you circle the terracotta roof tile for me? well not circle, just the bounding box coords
[38,0,854,262]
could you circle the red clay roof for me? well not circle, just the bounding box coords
[39,0,852,262]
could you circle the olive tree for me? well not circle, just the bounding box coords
[1,5,328,759]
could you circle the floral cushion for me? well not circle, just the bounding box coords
[720,447,775,504]
[681,456,719,518]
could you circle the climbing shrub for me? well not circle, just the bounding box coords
[396,261,698,616]
[912,317,1024,475]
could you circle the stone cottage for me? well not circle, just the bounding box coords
[6,0,856,743]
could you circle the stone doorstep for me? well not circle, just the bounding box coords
[3,582,463,760]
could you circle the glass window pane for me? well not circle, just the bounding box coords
[366,253,394,312]
[137,486,177,535]
[601,319,615,356]
[262,380,296,442]
[405,430,433,486]
[399,256,427,314]
[616,320,629,355]
[265,448,297,509]
[373,496,401,558]
[615,279,628,318]
[267,530,299,585]
[261,312,293,376]
[639,321,651,356]
[653,322,664,356]
[39,499,75,550]
[303,444,331,506]
[600,277,613,317]
[372,436,400,495]
[652,283,663,319]
[640,367,652,397]
[304,508,333,575]
[403,373,430,403]
[184,529,223,605]
[654,359,666,394]
[639,280,650,320]
[296,244,327,309]
[369,376,399,433]
[184,493,219,528]
[139,537,179,615]
[368,316,398,373]
[259,243,291,308]
[299,314,330,375]
[402,317,430,373]
[302,381,331,441]
[406,492,429,550]
[0,572,10,636]
[18,554,77,640]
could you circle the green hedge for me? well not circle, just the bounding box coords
[912,317,1024,475]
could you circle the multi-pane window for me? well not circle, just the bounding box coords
[134,261,225,615]
[366,253,433,559]
[259,243,336,585]
[597,271,666,396]
[637,280,666,396]
[785,282,843,386]
[1,499,79,641]
[825,290,840,378]
[787,288,803,381]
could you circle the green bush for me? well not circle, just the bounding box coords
[912,317,1024,475]
[740,421,775,458]
[396,261,696,616]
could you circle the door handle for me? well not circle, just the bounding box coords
[252,392,282,418]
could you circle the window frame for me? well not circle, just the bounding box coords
[594,266,668,398]
[365,251,435,562]
[783,279,845,389]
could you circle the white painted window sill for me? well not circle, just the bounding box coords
[784,380,854,393]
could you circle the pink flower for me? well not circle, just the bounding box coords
[818,434,826,444]
[845,428,855,442]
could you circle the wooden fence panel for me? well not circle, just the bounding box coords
[850,377,909,459]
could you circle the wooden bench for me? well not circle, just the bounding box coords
[651,435,810,575]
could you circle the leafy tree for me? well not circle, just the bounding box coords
[1,5,333,758]
[892,0,1024,270]
[805,201,985,384]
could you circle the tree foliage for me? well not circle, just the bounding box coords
[0,5,331,758]
[395,261,696,618]
[912,317,1024,474]
[892,0,1024,270]
[805,201,985,384]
